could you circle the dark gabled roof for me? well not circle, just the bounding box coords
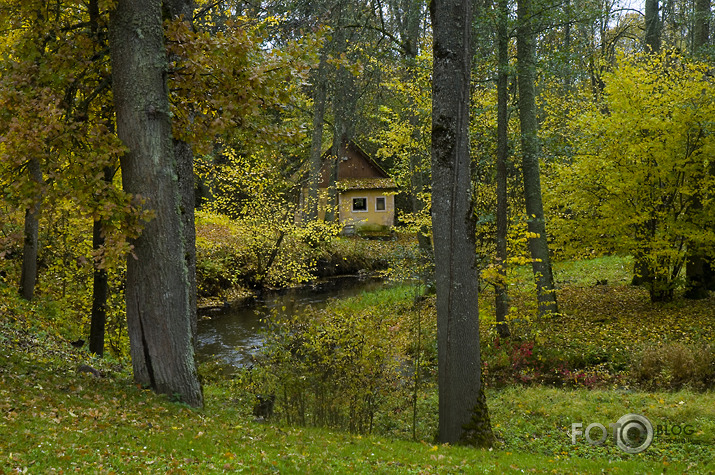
[319,140,395,189]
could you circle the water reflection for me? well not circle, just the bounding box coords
[196,277,386,368]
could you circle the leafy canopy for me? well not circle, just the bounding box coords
[547,51,715,296]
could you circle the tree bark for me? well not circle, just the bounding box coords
[109,0,202,407]
[644,0,661,53]
[431,0,494,447]
[163,0,198,342]
[174,138,198,340]
[89,216,108,356]
[19,158,43,301]
[495,0,511,339]
[686,0,713,296]
[516,0,559,317]
[88,0,111,356]
[693,0,710,55]
[325,4,356,223]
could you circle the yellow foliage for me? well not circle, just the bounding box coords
[545,51,715,295]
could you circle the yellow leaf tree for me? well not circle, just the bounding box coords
[548,51,715,302]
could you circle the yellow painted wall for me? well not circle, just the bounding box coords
[338,190,394,229]
[303,188,395,230]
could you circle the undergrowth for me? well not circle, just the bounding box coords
[195,211,394,299]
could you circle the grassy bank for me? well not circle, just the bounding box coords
[195,211,398,302]
[1,318,713,473]
[2,255,714,473]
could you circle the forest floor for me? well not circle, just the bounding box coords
[1,256,714,473]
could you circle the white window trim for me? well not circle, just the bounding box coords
[375,196,387,212]
[352,196,369,212]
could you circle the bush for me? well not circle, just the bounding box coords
[632,342,715,391]
[195,211,397,297]
[195,210,323,294]
[251,305,408,434]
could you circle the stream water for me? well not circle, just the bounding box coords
[195,277,387,368]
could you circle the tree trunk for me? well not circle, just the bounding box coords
[684,253,709,299]
[430,0,494,447]
[109,0,202,407]
[398,0,432,264]
[306,53,327,222]
[516,0,559,317]
[89,217,108,356]
[686,0,712,296]
[174,139,197,339]
[324,138,341,223]
[563,0,572,90]
[644,0,661,53]
[495,0,511,339]
[164,0,198,342]
[693,0,710,54]
[88,0,110,356]
[19,158,43,301]
[325,6,356,224]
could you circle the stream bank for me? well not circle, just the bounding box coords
[196,275,388,368]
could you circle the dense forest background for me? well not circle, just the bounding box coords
[2,0,712,312]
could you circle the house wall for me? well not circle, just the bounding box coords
[301,188,395,230]
[338,190,394,229]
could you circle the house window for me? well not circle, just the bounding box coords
[352,197,368,212]
[375,196,386,212]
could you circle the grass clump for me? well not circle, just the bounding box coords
[632,342,715,391]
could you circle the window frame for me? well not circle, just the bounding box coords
[351,196,369,212]
[375,196,387,212]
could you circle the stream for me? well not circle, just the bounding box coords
[195,277,387,368]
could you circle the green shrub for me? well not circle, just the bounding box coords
[632,342,715,391]
[253,305,408,434]
[195,212,396,296]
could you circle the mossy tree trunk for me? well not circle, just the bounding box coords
[517,0,559,317]
[109,0,202,407]
[430,0,494,447]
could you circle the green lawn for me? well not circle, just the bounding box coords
[2,315,714,473]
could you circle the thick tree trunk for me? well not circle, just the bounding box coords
[19,158,42,301]
[495,0,511,339]
[109,0,202,407]
[306,54,327,222]
[164,0,198,341]
[516,0,559,317]
[431,0,494,447]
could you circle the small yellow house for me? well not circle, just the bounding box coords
[310,141,397,234]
